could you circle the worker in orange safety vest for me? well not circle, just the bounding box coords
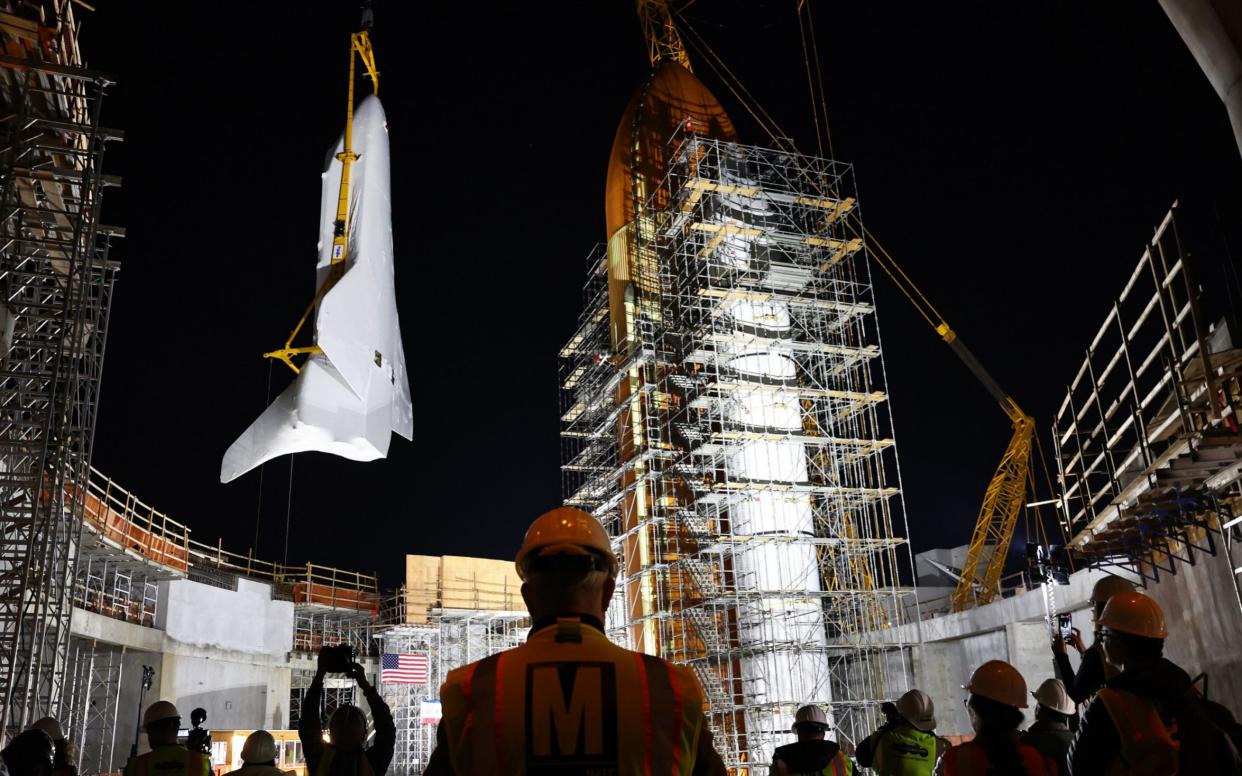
[933,661,1056,776]
[424,506,727,775]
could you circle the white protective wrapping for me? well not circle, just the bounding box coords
[221,96,412,483]
[716,163,832,756]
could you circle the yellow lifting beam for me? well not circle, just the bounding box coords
[264,28,379,374]
[636,0,692,70]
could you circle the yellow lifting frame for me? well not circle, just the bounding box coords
[265,30,380,374]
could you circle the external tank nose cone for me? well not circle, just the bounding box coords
[604,61,737,240]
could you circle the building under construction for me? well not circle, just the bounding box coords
[1,2,1242,776]
[558,50,916,766]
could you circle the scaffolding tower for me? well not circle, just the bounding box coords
[560,130,915,768]
[0,1,121,734]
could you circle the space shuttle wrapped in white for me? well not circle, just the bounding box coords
[221,95,412,483]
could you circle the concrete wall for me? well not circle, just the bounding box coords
[156,579,294,656]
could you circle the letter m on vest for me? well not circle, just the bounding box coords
[526,661,618,767]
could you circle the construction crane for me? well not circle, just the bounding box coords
[264,11,379,373]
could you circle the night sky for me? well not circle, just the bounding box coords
[81,2,1242,588]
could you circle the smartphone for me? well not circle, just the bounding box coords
[1058,613,1074,641]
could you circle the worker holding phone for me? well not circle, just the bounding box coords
[1051,575,1135,705]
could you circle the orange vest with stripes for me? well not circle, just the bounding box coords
[439,616,706,775]
[1094,687,1180,775]
[941,740,1055,776]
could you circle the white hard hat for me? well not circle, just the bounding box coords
[30,717,62,741]
[792,705,829,731]
[142,700,180,728]
[1032,678,1075,715]
[963,660,1028,708]
[515,507,616,580]
[1098,591,1167,639]
[1090,575,1136,607]
[241,731,277,763]
[896,689,937,731]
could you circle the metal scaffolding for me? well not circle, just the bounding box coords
[0,1,121,734]
[561,130,915,768]
[1054,203,1242,599]
[61,638,124,776]
[377,608,529,775]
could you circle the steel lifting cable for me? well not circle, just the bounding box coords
[796,1,825,158]
[679,11,947,330]
[804,1,835,159]
[254,359,274,554]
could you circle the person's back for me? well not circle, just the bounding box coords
[223,731,287,776]
[934,661,1055,776]
[438,614,711,773]
[124,702,209,776]
[772,739,850,775]
[937,739,1053,775]
[425,507,725,775]
[860,690,945,776]
[298,654,395,776]
[1021,678,1075,776]
[871,722,945,776]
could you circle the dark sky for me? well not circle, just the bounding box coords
[82,2,1242,588]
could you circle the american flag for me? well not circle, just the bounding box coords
[381,652,429,684]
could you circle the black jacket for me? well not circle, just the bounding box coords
[773,740,853,774]
[1068,657,1191,776]
[1021,719,1073,776]
[298,677,396,776]
[1054,641,1109,705]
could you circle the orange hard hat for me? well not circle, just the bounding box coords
[1098,591,1167,639]
[964,660,1028,708]
[515,507,616,580]
[1090,575,1136,607]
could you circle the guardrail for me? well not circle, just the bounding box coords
[78,466,379,615]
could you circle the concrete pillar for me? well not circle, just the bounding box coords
[1159,0,1242,160]
[266,668,291,730]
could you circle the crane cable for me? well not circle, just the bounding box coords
[677,12,947,331]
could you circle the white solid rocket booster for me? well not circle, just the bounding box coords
[221,95,412,483]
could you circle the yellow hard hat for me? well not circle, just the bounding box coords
[515,507,616,580]
[142,700,180,728]
[241,731,277,763]
[1090,575,1136,607]
[964,660,1028,708]
[1032,678,1075,715]
[1098,591,1167,639]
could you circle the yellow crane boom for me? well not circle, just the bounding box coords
[856,239,1037,612]
[264,22,379,374]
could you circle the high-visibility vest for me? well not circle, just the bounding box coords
[313,747,375,776]
[1094,687,1180,776]
[873,725,945,776]
[941,740,1055,776]
[125,746,210,776]
[439,616,707,775]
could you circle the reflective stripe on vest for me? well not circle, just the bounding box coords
[874,725,939,776]
[1095,687,1180,775]
[314,747,375,776]
[127,746,209,776]
[440,618,704,775]
[942,741,1054,776]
